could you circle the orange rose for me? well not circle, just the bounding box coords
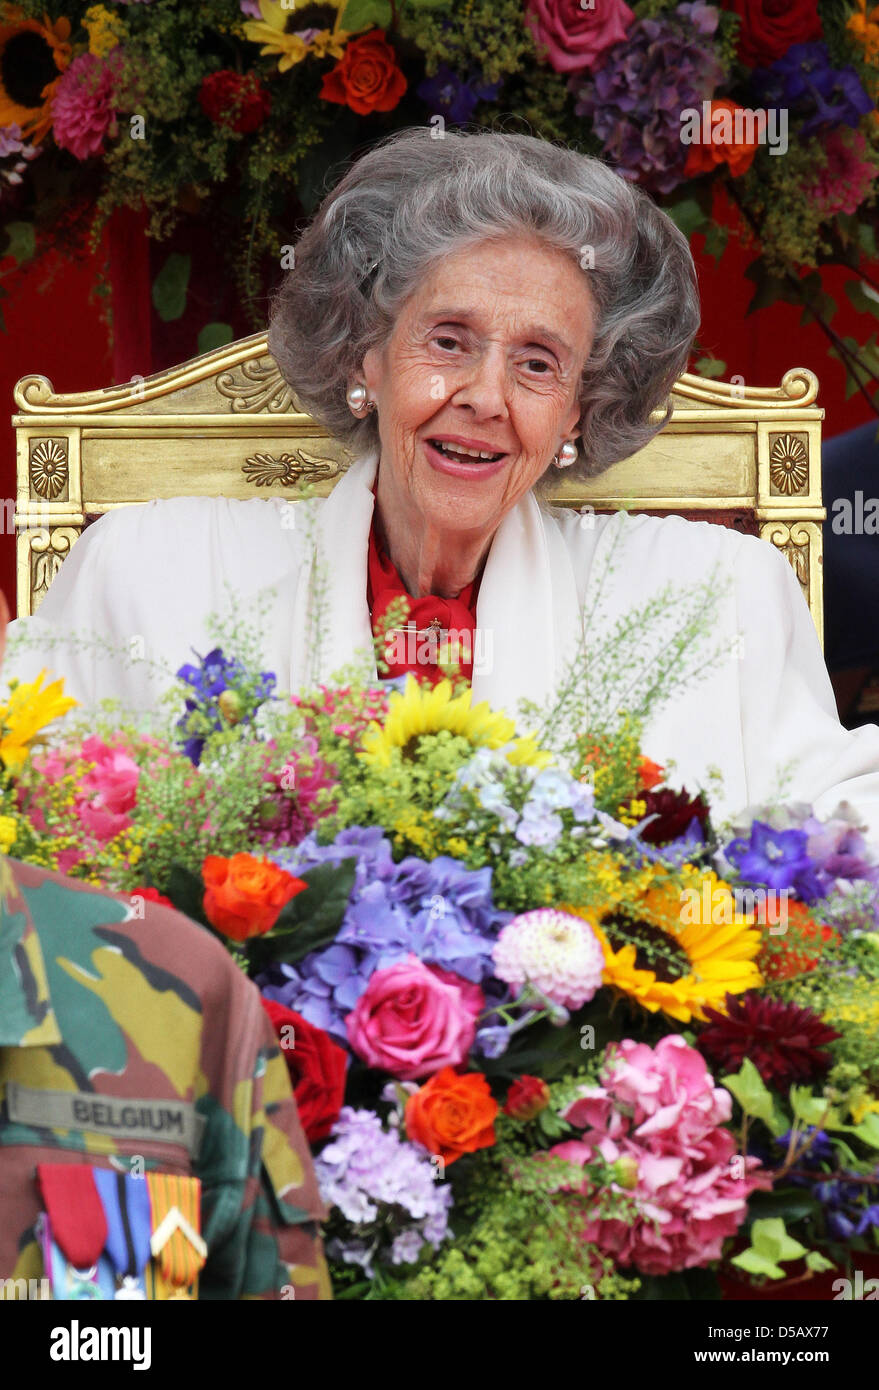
[405,1066,498,1166]
[201,852,306,941]
[683,100,760,179]
[319,30,407,116]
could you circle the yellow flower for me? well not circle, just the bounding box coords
[0,814,18,852]
[0,670,77,774]
[243,0,351,73]
[848,0,879,63]
[358,674,553,769]
[0,6,72,142]
[565,869,763,1024]
[83,4,125,57]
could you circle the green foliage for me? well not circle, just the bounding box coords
[732,1217,809,1280]
[151,251,191,322]
[722,1058,788,1138]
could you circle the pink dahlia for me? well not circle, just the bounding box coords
[802,127,878,219]
[492,908,604,1010]
[52,50,125,161]
[251,733,337,848]
[556,1035,766,1276]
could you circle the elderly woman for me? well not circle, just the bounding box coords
[5,127,879,835]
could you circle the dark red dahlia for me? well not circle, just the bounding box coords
[198,70,271,134]
[697,991,840,1089]
[638,786,710,844]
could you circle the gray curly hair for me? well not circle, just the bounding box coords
[268,125,700,486]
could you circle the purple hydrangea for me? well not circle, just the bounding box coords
[752,43,873,138]
[417,65,501,124]
[569,0,726,193]
[257,825,512,1040]
[314,1107,453,1276]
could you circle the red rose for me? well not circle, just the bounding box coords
[319,30,407,116]
[723,0,823,68]
[503,1075,551,1121]
[261,998,348,1143]
[198,70,271,134]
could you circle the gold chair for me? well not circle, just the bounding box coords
[12,332,826,644]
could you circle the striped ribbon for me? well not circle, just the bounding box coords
[145,1172,205,1297]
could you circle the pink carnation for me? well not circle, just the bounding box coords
[525,0,635,74]
[555,1035,766,1276]
[52,51,125,161]
[346,955,483,1081]
[802,127,878,218]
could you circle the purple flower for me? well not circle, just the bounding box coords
[314,1107,452,1276]
[752,43,873,138]
[259,827,512,1040]
[0,122,40,201]
[239,0,262,15]
[174,646,276,765]
[723,821,821,899]
[569,3,726,193]
[417,65,501,124]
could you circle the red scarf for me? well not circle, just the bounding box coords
[366,487,481,685]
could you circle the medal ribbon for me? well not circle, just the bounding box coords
[146,1172,205,1289]
[93,1168,152,1283]
[37,1163,108,1270]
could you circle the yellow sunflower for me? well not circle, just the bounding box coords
[243,0,353,73]
[0,670,77,774]
[358,673,553,770]
[0,6,72,143]
[565,867,763,1024]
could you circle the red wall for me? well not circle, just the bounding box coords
[3,215,877,619]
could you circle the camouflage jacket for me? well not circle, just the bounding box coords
[0,856,330,1300]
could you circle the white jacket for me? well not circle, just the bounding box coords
[6,451,879,837]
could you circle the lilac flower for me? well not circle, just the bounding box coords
[569,1,726,193]
[0,123,41,200]
[259,826,512,1039]
[752,43,873,138]
[417,65,501,124]
[314,1107,453,1276]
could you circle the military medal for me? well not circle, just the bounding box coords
[145,1172,206,1300]
[93,1168,152,1300]
[36,1164,113,1299]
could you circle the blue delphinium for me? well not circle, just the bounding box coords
[417,65,501,124]
[752,43,873,138]
[174,646,276,765]
[722,820,823,902]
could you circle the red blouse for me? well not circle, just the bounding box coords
[366,487,481,684]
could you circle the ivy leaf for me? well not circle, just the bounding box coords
[664,195,710,240]
[693,356,727,379]
[845,280,879,320]
[701,221,728,263]
[339,0,392,29]
[197,322,234,355]
[805,1250,835,1273]
[722,1057,788,1136]
[3,221,35,265]
[788,1085,830,1127]
[152,252,191,322]
[731,1247,788,1279]
[850,1111,879,1149]
[744,259,802,315]
[752,1217,808,1264]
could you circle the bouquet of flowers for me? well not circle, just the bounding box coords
[1,0,878,394]
[4,621,879,1301]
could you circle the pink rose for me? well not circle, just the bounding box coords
[525,0,635,74]
[346,955,484,1081]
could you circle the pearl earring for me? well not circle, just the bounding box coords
[346,382,375,415]
[554,440,578,468]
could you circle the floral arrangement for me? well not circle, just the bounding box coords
[1,0,878,396]
[4,613,879,1301]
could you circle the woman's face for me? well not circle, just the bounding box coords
[361,234,597,539]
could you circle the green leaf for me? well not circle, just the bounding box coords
[664,196,709,240]
[693,356,727,379]
[751,1217,808,1265]
[858,222,878,259]
[850,1111,879,1149]
[789,1085,830,1127]
[732,1248,787,1280]
[152,252,191,323]
[163,863,210,928]
[746,1188,821,1224]
[805,1250,835,1273]
[245,858,357,972]
[722,1058,788,1136]
[197,322,234,355]
[744,259,802,315]
[702,221,728,263]
[845,280,879,320]
[339,0,392,29]
[3,221,35,265]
